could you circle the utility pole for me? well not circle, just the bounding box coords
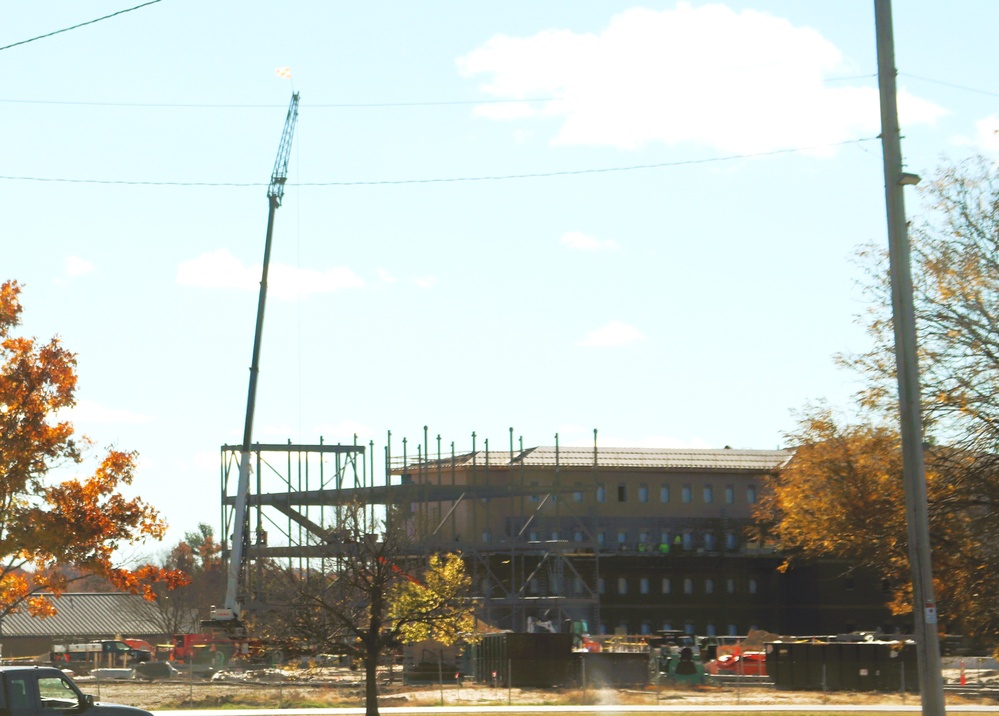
[873,2,945,714]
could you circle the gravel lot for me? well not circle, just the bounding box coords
[75,662,999,712]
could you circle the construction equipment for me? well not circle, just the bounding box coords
[211,91,300,628]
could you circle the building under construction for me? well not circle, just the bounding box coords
[220,429,902,637]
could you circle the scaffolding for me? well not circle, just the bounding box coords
[218,430,602,634]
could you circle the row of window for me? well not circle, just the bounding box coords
[598,622,760,637]
[497,575,761,596]
[500,528,742,551]
[590,483,757,505]
[599,576,760,596]
[528,483,758,504]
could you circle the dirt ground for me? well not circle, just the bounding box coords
[77,662,999,712]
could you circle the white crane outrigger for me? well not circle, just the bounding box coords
[212,92,300,627]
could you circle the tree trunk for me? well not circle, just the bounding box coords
[364,651,380,716]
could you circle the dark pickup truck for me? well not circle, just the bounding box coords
[0,666,151,716]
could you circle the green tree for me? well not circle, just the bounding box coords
[0,280,186,618]
[263,502,477,716]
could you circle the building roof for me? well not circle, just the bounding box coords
[401,446,792,473]
[0,593,163,639]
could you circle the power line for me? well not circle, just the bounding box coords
[899,72,999,99]
[0,137,878,188]
[0,1,163,53]
[0,73,879,109]
[0,96,555,109]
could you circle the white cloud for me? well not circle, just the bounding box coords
[65,256,94,277]
[561,230,619,251]
[457,4,946,155]
[578,320,645,347]
[177,249,364,300]
[61,400,153,425]
[377,268,398,283]
[413,276,438,289]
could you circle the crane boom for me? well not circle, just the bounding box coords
[218,92,300,623]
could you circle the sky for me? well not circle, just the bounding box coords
[4,1,999,555]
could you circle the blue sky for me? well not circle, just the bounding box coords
[4,1,998,553]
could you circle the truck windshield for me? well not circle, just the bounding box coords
[37,675,79,711]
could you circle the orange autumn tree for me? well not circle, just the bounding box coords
[755,406,987,636]
[0,279,187,619]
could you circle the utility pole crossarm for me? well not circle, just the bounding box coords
[268,92,300,206]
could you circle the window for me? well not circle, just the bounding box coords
[725,485,735,504]
[682,484,692,503]
[683,578,694,594]
[482,578,492,596]
[662,622,673,631]
[682,531,693,550]
[597,530,606,547]
[660,485,670,502]
[684,623,695,635]
[598,578,606,594]
[617,577,628,595]
[662,577,672,594]
[38,674,80,711]
[573,490,583,502]
[596,484,606,503]
[574,577,584,594]
[529,481,540,502]
[728,624,739,636]
[747,485,757,504]
[574,530,584,543]
[551,530,559,541]
[639,484,649,503]
[704,578,714,594]
[8,677,31,710]
[704,532,716,551]
[640,621,652,635]
[703,484,714,503]
[617,484,627,502]
[660,530,671,545]
[844,577,855,591]
[725,531,738,550]
[529,530,538,542]
[482,529,491,543]
[726,578,735,594]
[706,623,717,636]
[640,577,650,594]
[748,578,758,594]
[529,578,539,594]
[618,531,629,549]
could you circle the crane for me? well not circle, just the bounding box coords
[213,91,300,627]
